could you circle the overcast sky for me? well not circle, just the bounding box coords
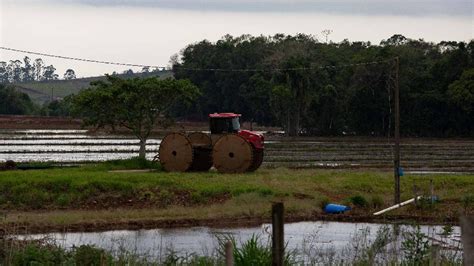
[1,0,472,77]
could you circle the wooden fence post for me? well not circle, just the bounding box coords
[430,244,440,266]
[272,202,284,266]
[461,216,474,265]
[225,241,233,266]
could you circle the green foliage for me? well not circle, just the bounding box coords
[0,83,38,115]
[95,157,161,171]
[71,75,200,158]
[175,34,474,137]
[11,243,70,265]
[73,245,113,265]
[40,96,74,116]
[369,195,384,209]
[349,195,368,208]
[448,68,474,113]
[402,225,430,264]
[217,234,295,266]
[351,226,393,265]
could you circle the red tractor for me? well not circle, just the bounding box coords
[158,113,264,173]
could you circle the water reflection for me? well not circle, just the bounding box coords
[17,221,462,262]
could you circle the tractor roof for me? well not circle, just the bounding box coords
[209,113,241,118]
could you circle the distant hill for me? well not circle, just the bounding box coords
[13,70,174,104]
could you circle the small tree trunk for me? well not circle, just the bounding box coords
[138,138,147,159]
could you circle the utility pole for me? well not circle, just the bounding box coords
[394,57,401,204]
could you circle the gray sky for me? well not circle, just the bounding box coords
[1,0,473,78]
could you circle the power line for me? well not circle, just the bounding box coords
[0,46,165,69]
[1,46,395,72]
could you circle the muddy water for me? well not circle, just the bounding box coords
[1,129,473,172]
[0,129,161,162]
[17,221,461,261]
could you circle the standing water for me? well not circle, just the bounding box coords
[16,221,462,262]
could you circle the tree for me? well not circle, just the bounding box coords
[0,62,8,83]
[34,58,44,81]
[71,76,200,158]
[141,66,150,73]
[43,65,58,80]
[448,68,474,113]
[22,57,35,82]
[0,84,37,114]
[174,34,473,137]
[9,60,22,82]
[64,69,76,80]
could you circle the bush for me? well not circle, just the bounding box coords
[55,194,73,207]
[402,225,430,264]
[73,245,113,265]
[349,195,368,208]
[217,234,296,266]
[12,244,70,265]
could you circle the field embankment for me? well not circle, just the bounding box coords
[0,161,472,233]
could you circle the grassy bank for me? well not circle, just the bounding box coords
[0,159,473,232]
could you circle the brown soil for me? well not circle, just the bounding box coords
[0,115,83,129]
[6,212,461,235]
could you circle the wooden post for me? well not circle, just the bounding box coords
[413,182,418,206]
[225,241,234,266]
[430,179,434,204]
[461,216,474,265]
[430,244,440,266]
[393,57,401,204]
[272,202,284,266]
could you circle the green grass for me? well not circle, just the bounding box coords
[0,161,472,229]
[15,71,174,104]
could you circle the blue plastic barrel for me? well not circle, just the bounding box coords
[324,204,351,214]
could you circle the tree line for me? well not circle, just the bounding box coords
[0,57,76,83]
[173,34,474,137]
[1,34,473,137]
[0,83,71,116]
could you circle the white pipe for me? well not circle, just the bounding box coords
[373,196,422,216]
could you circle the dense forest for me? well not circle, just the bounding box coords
[173,34,474,137]
[1,34,473,137]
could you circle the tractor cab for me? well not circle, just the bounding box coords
[209,113,241,134]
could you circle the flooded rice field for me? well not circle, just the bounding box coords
[17,221,462,262]
[1,129,473,172]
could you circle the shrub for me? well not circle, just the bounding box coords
[349,195,368,208]
[402,225,430,264]
[12,244,70,265]
[73,245,113,265]
[55,194,73,207]
[217,234,296,266]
